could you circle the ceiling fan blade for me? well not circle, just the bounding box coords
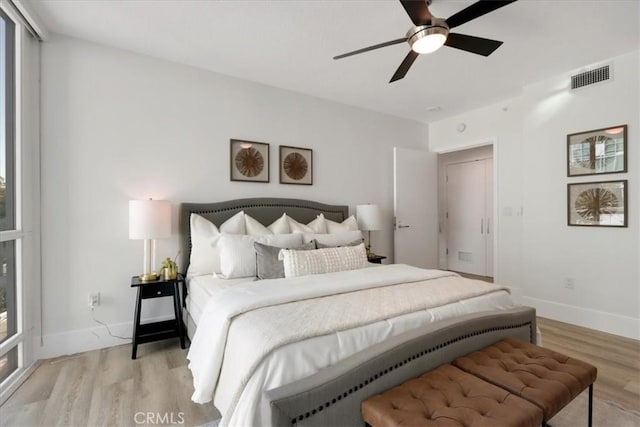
[333,37,408,60]
[445,33,503,56]
[399,0,432,26]
[390,50,419,83]
[446,0,517,29]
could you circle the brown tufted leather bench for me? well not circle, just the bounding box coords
[453,338,597,427]
[361,364,543,427]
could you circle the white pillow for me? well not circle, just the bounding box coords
[325,215,359,233]
[279,243,368,278]
[217,233,303,278]
[308,215,328,233]
[188,214,221,277]
[287,215,327,234]
[245,213,272,235]
[268,213,290,234]
[187,212,247,277]
[303,230,364,248]
[220,211,246,234]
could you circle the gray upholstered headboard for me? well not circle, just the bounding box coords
[179,198,349,274]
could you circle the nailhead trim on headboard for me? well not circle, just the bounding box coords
[289,321,534,424]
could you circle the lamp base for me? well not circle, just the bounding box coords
[139,272,159,282]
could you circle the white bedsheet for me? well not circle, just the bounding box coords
[187,265,516,427]
[186,275,253,324]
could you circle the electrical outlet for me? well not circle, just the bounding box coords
[564,278,575,290]
[88,292,101,308]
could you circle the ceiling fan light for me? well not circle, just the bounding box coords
[408,23,449,54]
[412,33,447,54]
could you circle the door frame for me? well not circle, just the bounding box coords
[434,138,499,282]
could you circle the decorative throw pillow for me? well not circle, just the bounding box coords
[254,241,315,280]
[245,213,272,235]
[325,215,359,233]
[268,213,290,234]
[187,213,221,277]
[307,215,328,233]
[315,239,363,249]
[279,243,368,278]
[219,211,246,234]
[217,233,303,278]
[303,230,364,248]
[287,214,328,234]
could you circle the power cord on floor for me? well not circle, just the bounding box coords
[91,307,131,340]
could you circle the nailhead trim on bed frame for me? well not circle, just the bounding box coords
[289,321,534,424]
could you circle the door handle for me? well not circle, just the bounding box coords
[398,225,410,229]
[481,218,484,234]
[487,218,490,235]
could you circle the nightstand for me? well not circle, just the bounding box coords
[368,255,387,264]
[131,273,186,359]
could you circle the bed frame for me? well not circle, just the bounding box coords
[178,198,536,426]
[265,306,537,427]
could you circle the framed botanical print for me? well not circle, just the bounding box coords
[279,145,312,185]
[567,180,627,227]
[567,125,627,177]
[230,139,269,183]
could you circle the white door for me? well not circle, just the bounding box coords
[446,160,487,275]
[393,147,438,268]
[485,158,494,277]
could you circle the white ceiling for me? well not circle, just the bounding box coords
[26,0,640,123]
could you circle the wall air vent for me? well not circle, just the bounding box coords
[571,64,611,90]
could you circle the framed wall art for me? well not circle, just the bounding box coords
[279,145,312,185]
[567,125,627,177]
[230,139,269,183]
[567,180,627,227]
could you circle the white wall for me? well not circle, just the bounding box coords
[38,35,430,358]
[430,51,639,339]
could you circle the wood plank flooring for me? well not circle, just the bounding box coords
[537,317,640,411]
[2,318,638,426]
[0,340,219,427]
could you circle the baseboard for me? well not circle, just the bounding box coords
[34,314,175,360]
[521,296,639,340]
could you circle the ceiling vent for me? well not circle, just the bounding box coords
[571,64,612,90]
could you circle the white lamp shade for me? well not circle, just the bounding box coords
[129,199,171,240]
[356,204,383,231]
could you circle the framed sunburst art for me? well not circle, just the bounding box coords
[230,139,270,183]
[568,180,627,227]
[279,145,312,185]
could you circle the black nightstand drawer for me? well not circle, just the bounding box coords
[140,282,174,299]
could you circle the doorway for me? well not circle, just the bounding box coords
[438,145,494,280]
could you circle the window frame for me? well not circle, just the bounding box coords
[0,3,25,390]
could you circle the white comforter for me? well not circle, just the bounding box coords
[187,264,514,426]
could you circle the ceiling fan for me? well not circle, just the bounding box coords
[333,0,518,83]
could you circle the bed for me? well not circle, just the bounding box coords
[179,198,535,427]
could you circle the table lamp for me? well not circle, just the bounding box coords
[356,204,383,259]
[129,199,171,281]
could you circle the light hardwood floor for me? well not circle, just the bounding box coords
[0,340,219,427]
[2,318,638,426]
[537,317,640,412]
